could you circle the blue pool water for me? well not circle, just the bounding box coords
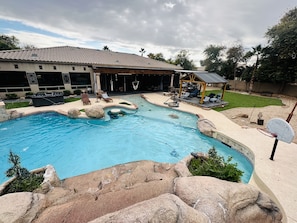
[0,95,253,184]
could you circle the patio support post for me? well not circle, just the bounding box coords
[200,82,207,104]
[222,83,227,100]
[170,73,174,88]
[178,79,183,97]
[96,73,101,93]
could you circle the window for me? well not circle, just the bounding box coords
[0,71,29,87]
[72,66,75,71]
[14,64,19,69]
[35,72,63,86]
[39,65,43,70]
[69,73,91,85]
[53,66,57,70]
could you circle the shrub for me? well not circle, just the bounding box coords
[25,92,34,98]
[5,93,19,100]
[73,89,82,95]
[2,151,43,195]
[188,147,243,182]
[63,90,71,96]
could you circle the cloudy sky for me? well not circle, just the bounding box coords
[0,0,296,66]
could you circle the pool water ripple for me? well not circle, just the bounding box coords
[0,95,253,184]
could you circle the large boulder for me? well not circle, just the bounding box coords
[68,108,81,118]
[85,105,104,118]
[197,118,216,137]
[0,101,9,122]
[33,161,178,223]
[0,192,45,223]
[174,176,282,223]
[90,193,209,223]
[0,161,283,223]
[8,110,23,119]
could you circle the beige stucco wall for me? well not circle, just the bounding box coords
[0,61,94,98]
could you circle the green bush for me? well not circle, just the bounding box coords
[63,90,71,96]
[188,147,243,182]
[5,93,19,100]
[73,89,82,95]
[25,92,34,99]
[2,151,43,195]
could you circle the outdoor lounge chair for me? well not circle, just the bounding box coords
[81,93,91,105]
[181,92,190,99]
[210,93,222,103]
[101,92,113,102]
[189,88,199,97]
[203,96,210,103]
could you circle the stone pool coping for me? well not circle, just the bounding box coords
[142,92,297,223]
[3,93,297,223]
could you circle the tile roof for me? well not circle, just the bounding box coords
[0,46,179,70]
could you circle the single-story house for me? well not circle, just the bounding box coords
[0,46,180,98]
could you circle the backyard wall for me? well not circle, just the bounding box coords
[228,80,297,97]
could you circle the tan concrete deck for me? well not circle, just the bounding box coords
[7,93,297,223]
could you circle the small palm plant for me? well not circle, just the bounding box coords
[2,151,43,195]
[6,151,30,179]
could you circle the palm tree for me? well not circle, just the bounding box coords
[103,45,110,51]
[245,45,262,94]
[139,48,146,56]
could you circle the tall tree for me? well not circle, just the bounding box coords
[0,34,20,50]
[23,44,36,50]
[174,50,196,70]
[265,7,297,85]
[245,45,263,93]
[202,45,226,73]
[266,7,297,60]
[147,52,166,62]
[226,44,245,90]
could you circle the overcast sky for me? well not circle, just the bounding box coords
[0,0,296,66]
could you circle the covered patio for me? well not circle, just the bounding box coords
[175,70,229,108]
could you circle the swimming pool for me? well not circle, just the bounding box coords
[0,95,253,184]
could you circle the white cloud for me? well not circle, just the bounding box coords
[0,0,296,66]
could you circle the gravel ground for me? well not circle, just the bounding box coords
[220,95,297,144]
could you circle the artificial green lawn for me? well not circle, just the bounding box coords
[206,90,283,112]
[4,97,80,109]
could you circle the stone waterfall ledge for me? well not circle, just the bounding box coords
[0,159,283,223]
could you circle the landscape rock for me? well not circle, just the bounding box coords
[0,160,283,223]
[39,164,61,193]
[68,108,81,118]
[89,193,209,223]
[0,192,45,223]
[174,176,282,223]
[85,105,104,118]
[197,118,216,137]
[0,101,9,122]
[8,110,23,119]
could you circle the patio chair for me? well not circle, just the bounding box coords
[189,88,200,97]
[181,91,190,99]
[210,93,222,103]
[203,96,210,103]
[81,93,91,105]
[101,92,113,102]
